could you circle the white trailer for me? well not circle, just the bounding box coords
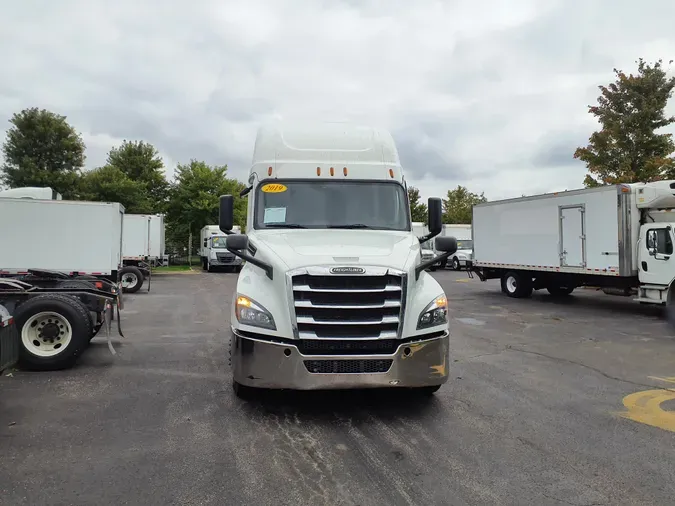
[148,214,166,265]
[470,181,675,307]
[0,197,124,370]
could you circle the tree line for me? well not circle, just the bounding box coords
[1,57,674,243]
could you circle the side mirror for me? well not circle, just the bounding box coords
[427,197,442,236]
[227,234,249,251]
[219,195,234,233]
[435,236,457,255]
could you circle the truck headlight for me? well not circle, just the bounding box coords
[417,295,448,330]
[235,295,276,330]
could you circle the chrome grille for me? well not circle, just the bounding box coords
[291,273,404,339]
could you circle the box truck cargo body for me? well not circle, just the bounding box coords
[0,198,123,277]
[471,181,675,306]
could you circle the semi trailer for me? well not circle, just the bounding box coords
[217,121,458,398]
[470,181,675,307]
[121,213,165,293]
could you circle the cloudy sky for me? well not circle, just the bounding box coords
[2,0,675,201]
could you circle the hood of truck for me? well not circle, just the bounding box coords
[250,229,417,271]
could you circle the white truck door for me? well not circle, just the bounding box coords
[559,205,585,267]
[639,225,675,286]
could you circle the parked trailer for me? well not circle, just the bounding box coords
[470,181,675,307]
[443,225,472,271]
[0,197,126,369]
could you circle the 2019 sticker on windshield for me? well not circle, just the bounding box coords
[264,207,287,223]
[261,183,287,193]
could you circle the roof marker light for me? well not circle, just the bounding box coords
[343,167,348,176]
[330,167,334,176]
[316,167,321,176]
[268,166,273,176]
[388,168,394,178]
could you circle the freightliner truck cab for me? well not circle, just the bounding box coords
[218,122,458,398]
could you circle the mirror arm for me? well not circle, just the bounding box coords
[227,247,273,280]
[415,250,454,280]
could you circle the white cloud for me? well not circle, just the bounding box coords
[1,0,675,203]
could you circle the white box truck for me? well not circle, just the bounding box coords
[441,224,472,271]
[470,181,675,307]
[199,224,242,272]
[0,197,124,370]
[217,121,459,399]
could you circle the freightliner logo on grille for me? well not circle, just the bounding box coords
[330,266,365,274]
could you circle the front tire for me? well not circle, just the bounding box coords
[452,257,461,270]
[120,266,144,293]
[15,294,91,371]
[501,271,533,298]
[233,380,258,400]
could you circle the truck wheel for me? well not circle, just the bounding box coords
[414,385,442,395]
[206,259,213,272]
[120,266,144,293]
[452,257,461,270]
[233,380,257,400]
[547,286,575,296]
[57,280,97,336]
[501,271,533,298]
[15,294,91,371]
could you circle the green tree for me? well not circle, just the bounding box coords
[165,160,246,248]
[442,185,487,224]
[79,165,152,213]
[575,58,675,187]
[106,140,169,210]
[0,107,85,198]
[407,186,428,222]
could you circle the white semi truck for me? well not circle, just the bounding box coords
[0,196,124,370]
[199,224,242,272]
[470,181,675,307]
[217,121,458,398]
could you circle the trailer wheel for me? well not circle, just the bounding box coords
[120,266,144,293]
[57,280,97,335]
[547,286,575,296]
[15,294,91,371]
[501,271,533,298]
[452,257,461,271]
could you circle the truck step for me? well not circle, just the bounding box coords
[632,297,666,305]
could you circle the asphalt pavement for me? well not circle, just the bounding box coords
[1,269,674,506]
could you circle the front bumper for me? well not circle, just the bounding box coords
[230,329,450,390]
[211,257,244,266]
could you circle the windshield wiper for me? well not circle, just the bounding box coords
[265,223,307,229]
[328,224,372,229]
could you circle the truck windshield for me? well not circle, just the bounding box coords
[254,180,410,231]
[456,240,473,250]
[211,237,228,248]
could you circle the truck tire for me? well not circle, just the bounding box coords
[57,280,97,335]
[547,286,575,296]
[452,257,461,270]
[120,266,144,293]
[15,294,92,371]
[233,380,258,400]
[501,271,533,298]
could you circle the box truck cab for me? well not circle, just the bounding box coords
[412,222,436,269]
[203,234,244,272]
[443,225,472,271]
[471,181,675,307]
[217,122,458,398]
